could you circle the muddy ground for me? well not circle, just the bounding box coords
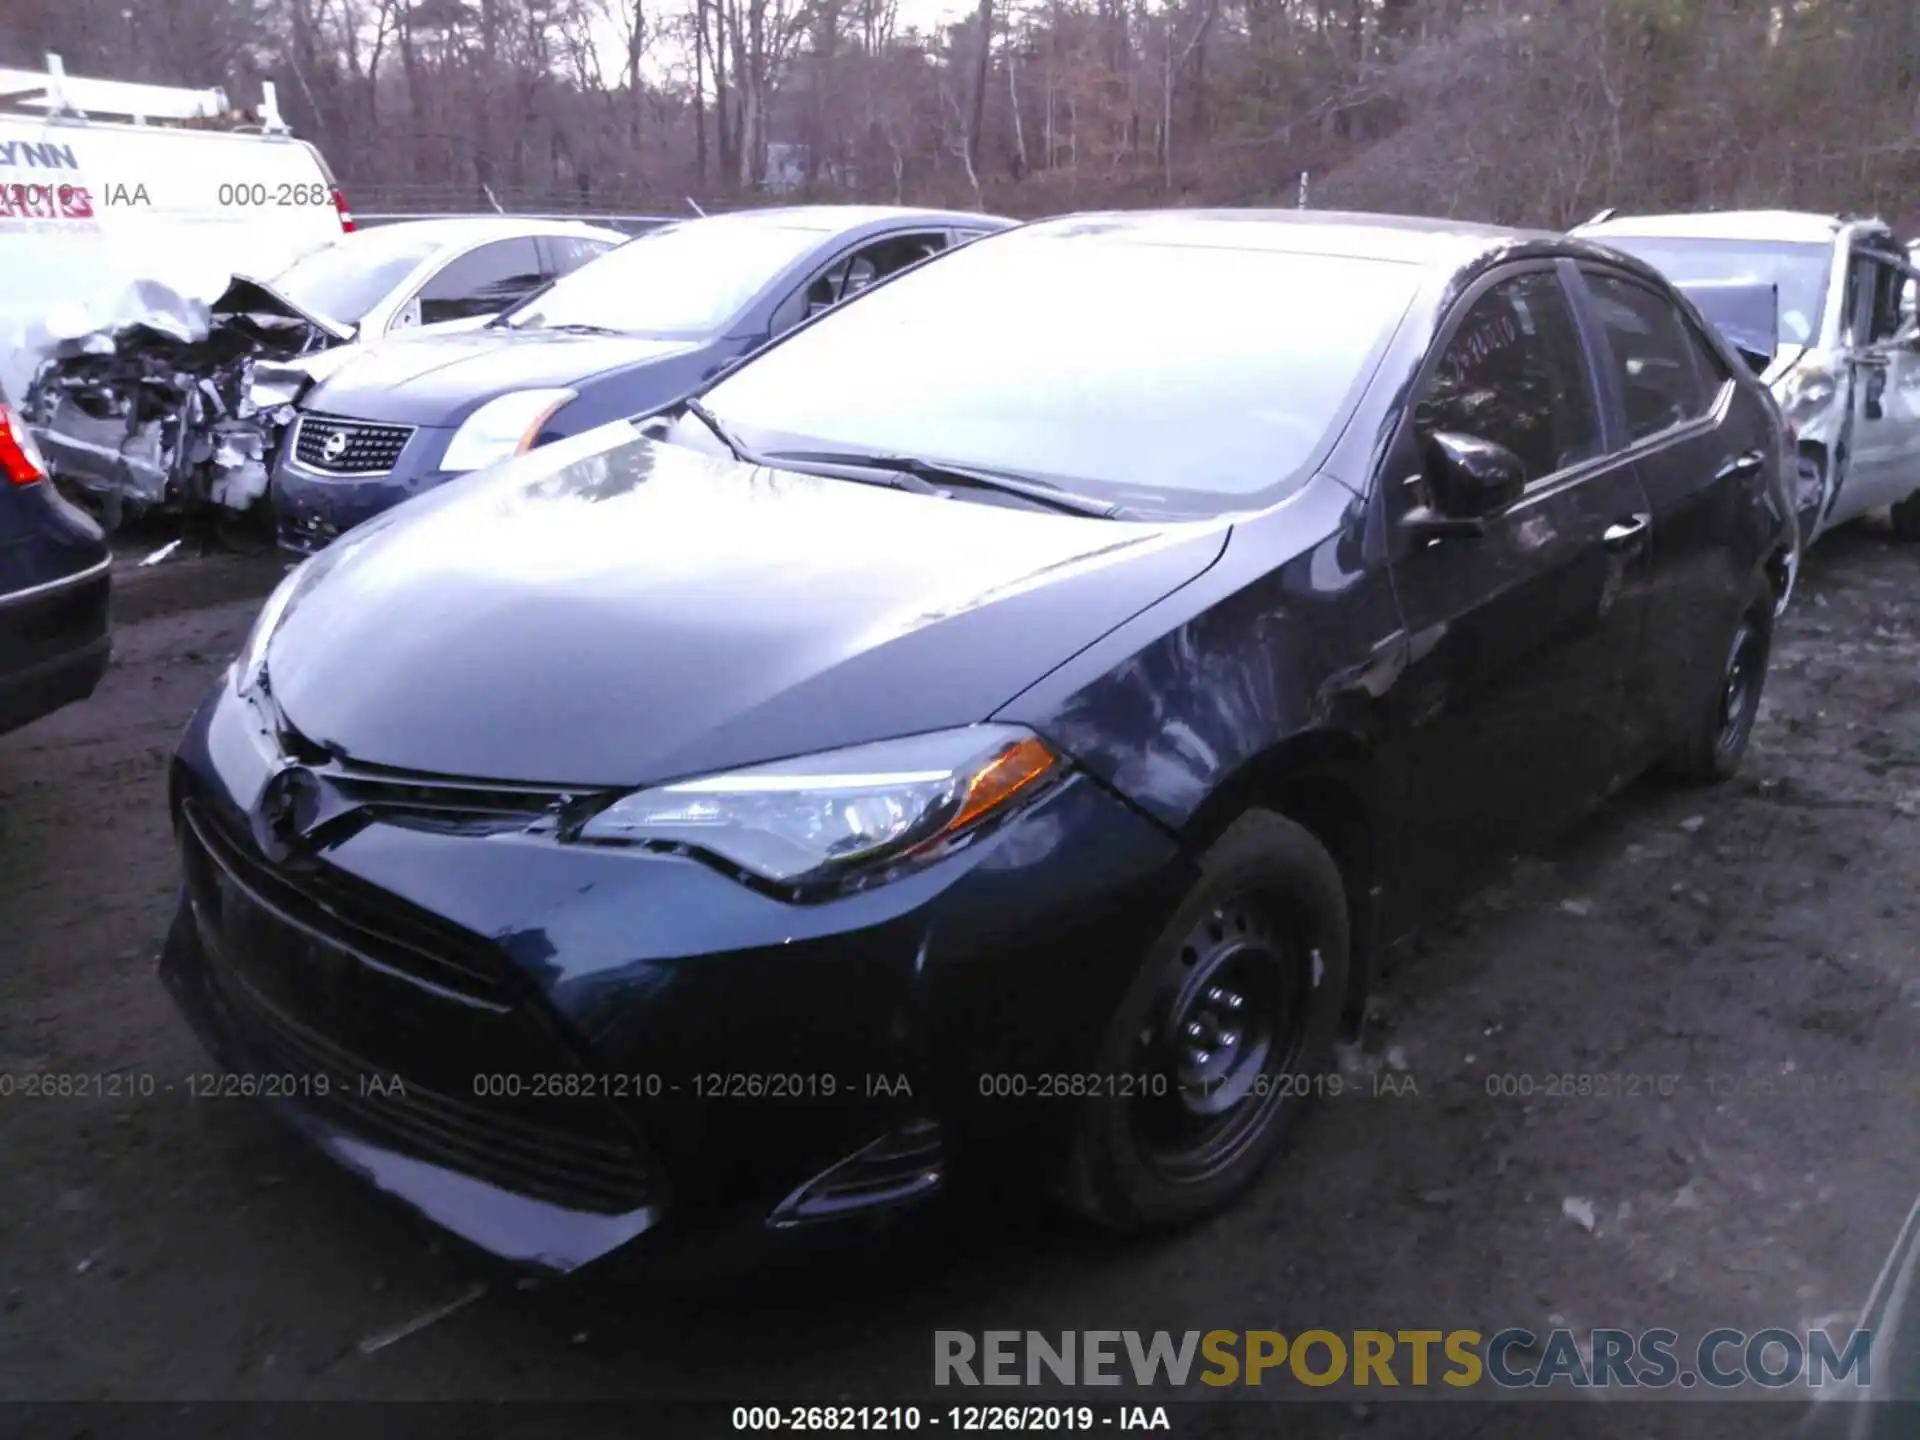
[1,524,1917,1436]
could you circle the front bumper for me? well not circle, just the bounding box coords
[271,427,455,555]
[161,680,1189,1272]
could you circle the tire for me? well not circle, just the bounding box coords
[1057,810,1350,1233]
[1891,493,1920,543]
[1662,597,1773,783]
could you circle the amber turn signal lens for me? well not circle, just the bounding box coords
[946,735,1060,836]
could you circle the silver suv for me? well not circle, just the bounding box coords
[1574,210,1920,547]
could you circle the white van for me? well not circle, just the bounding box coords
[0,55,348,392]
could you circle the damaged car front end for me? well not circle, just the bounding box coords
[23,274,352,531]
[1574,211,1920,548]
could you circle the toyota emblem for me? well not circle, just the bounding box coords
[250,764,324,863]
[320,430,350,464]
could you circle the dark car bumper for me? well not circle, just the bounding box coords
[160,680,1190,1273]
[0,490,112,735]
[271,425,455,556]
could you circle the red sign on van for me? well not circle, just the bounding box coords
[0,182,96,218]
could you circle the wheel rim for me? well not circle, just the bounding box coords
[1715,617,1763,758]
[1128,894,1311,1184]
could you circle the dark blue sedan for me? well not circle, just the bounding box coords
[165,210,1794,1275]
[1,392,110,736]
[271,205,1011,554]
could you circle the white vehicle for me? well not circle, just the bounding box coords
[23,218,625,522]
[0,54,348,384]
[268,217,628,346]
[1574,210,1920,546]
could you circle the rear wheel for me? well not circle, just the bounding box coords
[1662,599,1773,783]
[1058,811,1349,1233]
[1891,492,1920,542]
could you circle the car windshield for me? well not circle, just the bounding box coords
[502,219,832,337]
[270,230,445,326]
[1592,236,1831,347]
[698,228,1420,514]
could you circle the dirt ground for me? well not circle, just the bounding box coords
[1,522,1917,1434]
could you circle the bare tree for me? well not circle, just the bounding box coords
[8,0,1920,233]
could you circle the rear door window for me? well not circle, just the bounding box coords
[417,238,546,323]
[1582,271,1711,442]
[1414,269,1602,484]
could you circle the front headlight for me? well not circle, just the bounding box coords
[574,725,1063,892]
[441,388,576,473]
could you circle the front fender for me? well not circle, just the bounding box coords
[994,473,1399,836]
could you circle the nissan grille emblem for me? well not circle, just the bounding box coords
[250,764,323,863]
[320,429,350,464]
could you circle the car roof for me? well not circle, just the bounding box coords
[1574,210,1868,245]
[1016,208,1554,267]
[348,217,627,245]
[689,204,1014,234]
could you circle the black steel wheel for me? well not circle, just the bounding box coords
[1127,895,1311,1185]
[1663,597,1773,783]
[1059,811,1349,1232]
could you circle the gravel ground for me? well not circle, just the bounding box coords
[1,523,1916,1436]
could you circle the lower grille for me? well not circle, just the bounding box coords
[178,793,657,1216]
[210,954,654,1214]
[293,413,413,475]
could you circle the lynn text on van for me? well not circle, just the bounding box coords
[0,140,79,170]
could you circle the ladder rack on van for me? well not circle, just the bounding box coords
[0,54,287,134]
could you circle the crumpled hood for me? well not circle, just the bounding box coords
[213,274,356,344]
[266,424,1228,787]
[300,329,702,426]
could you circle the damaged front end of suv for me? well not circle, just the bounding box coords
[22,275,355,532]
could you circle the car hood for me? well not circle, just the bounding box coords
[215,273,357,345]
[264,424,1230,787]
[299,329,705,425]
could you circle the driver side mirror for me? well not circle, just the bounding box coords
[1404,431,1526,538]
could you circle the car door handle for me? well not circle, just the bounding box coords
[1603,513,1650,549]
[1716,450,1765,481]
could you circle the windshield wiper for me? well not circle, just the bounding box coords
[765,449,1123,518]
[679,397,749,461]
[674,406,942,495]
[540,322,625,336]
